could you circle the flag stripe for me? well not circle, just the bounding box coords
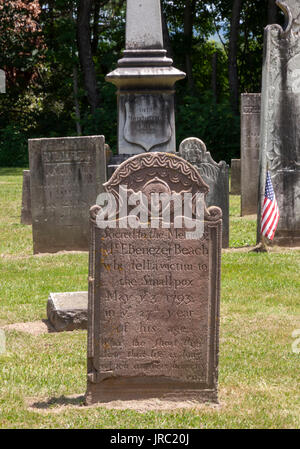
[261,171,279,241]
[266,206,278,239]
[261,201,275,233]
[261,199,273,228]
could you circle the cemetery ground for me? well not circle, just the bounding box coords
[0,167,299,429]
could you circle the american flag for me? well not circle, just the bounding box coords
[261,171,280,240]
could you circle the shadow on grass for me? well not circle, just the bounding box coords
[31,394,86,409]
[41,319,56,333]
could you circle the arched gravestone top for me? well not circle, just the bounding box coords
[86,152,222,404]
[105,151,209,203]
[179,138,229,248]
[179,138,227,179]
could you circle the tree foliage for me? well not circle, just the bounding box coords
[0,0,284,166]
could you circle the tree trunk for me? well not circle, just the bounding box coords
[91,0,101,56]
[77,0,100,114]
[73,66,82,135]
[268,0,278,24]
[184,0,196,91]
[228,0,242,116]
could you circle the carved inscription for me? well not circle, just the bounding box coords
[97,227,210,382]
[241,94,261,216]
[42,150,94,211]
[86,153,222,403]
[29,136,106,253]
[123,94,172,152]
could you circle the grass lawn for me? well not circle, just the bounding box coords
[0,167,299,429]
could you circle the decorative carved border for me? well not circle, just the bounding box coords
[276,1,300,35]
[104,152,210,194]
[90,152,222,222]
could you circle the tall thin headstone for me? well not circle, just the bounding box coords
[258,1,300,246]
[179,138,229,248]
[106,0,185,155]
[241,94,261,216]
[86,153,222,404]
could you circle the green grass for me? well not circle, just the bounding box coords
[0,167,299,428]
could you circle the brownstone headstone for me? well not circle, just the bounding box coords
[85,152,222,404]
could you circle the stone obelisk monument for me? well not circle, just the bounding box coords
[257,0,300,246]
[106,0,185,155]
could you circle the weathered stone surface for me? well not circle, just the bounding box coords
[126,0,163,50]
[258,2,300,246]
[29,136,106,254]
[179,137,229,248]
[20,170,32,225]
[231,159,241,195]
[105,0,185,155]
[47,292,88,332]
[241,94,261,216]
[85,152,222,404]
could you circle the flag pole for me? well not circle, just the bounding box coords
[251,162,269,253]
[261,162,269,251]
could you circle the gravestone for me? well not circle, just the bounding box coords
[47,292,88,332]
[231,159,241,195]
[85,152,222,404]
[29,136,106,253]
[106,0,185,155]
[20,170,32,225]
[258,1,300,246]
[179,138,229,248]
[241,94,261,216]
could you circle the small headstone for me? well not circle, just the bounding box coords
[29,136,106,253]
[179,138,229,248]
[85,152,222,404]
[231,159,241,195]
[47,292,88,332]
[258,2,300,246]
[106,0,185,155]
[241,94,261,216]
[20,170,32,225]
